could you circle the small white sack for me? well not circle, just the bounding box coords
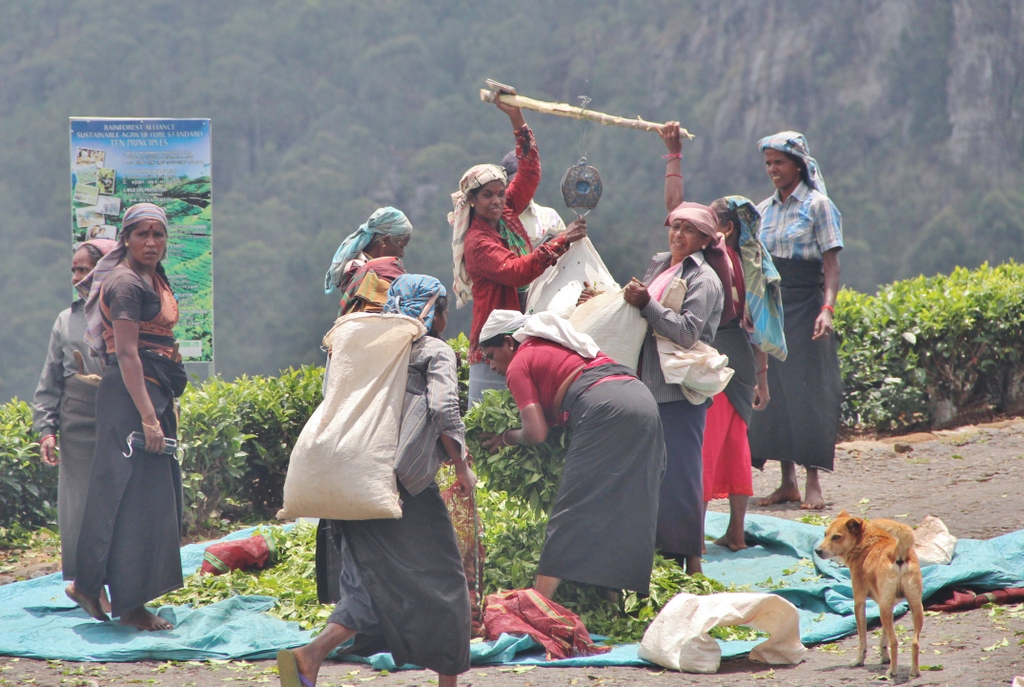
[278,313,426,521]
[914,515,958,566]
[638,592,807,674]
[569,289,646,371]
[656,338,735,404]
[526,237,618,318]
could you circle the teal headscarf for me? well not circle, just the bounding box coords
[383,274,446,332]
[723,195,788,361]
[324,207,413,293]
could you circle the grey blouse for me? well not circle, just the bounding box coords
[637,251,724,404]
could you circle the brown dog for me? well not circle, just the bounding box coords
[815,511,923,678]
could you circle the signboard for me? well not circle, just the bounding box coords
[69,118,213,363]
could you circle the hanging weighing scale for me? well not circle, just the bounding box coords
[560,96,603,218]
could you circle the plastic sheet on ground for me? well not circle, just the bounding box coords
[1,513,1023,666]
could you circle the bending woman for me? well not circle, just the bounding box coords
[280,275,476,687]
[478,310,665,599]
[451,88,587,405]
[68,203,187,631]
[32,239,116,595]
[748,131,843,511]
[624,201,727,574]
[317,206,413,604]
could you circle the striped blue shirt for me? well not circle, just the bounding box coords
[756,182,843,261]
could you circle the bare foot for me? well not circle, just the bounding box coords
[119,606,173,631]
[65,583,110,621]
[755,485,801,506]
[100,588,112,615]
[713,534,749,552]
[800,494,826,510]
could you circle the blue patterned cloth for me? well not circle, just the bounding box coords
[325,207,413,293]
[724,196,787,361]
[383,274,446,331]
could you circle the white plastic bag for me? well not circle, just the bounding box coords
[526,237,618,318]
[569,289,646,371]
[914,515,958,566]
[278,313,425,521]
[638,592,806,673]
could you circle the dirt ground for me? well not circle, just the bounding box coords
[2,419,1023,687]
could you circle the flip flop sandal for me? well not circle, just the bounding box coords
[277,649,314,687]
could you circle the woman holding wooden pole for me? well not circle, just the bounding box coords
[451,88,588,406]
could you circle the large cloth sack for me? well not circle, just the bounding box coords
[569,289,646,371]
[638,592,806,673]
[278,313,426,520]
[526,237,618,318]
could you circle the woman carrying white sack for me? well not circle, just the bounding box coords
[477,309,665,600]
[279,275,476,687]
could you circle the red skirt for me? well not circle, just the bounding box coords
[702,393,753,500]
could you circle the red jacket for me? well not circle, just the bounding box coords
[465,125,568,363]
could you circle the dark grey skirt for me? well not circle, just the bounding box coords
[749,257,842,471]
[538,372,665,593]
[711,320,756,428]
[74,359,184,617]
[327,482,471,676]
[655,399,707,558]
[57,375,100,580]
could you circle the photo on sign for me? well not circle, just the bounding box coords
[75,164,98,186]
[75,147,105,166]
[94,195,122,216]
[97,167,116,195]
[73,183,99,206]
[87,224,118,240]
[75,207,103,228]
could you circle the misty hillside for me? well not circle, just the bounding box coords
[2,0,1022,402]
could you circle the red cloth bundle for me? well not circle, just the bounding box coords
[925,586,1024,612]
[483,588,611,660]
[200,532,276,575]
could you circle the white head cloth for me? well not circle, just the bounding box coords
[480,309,529,342]
[514,311,600,359]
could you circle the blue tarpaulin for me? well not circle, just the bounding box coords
[2,513,1022,666]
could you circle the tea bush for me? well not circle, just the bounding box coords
[836,261,1024,431]
[0,400,56,535]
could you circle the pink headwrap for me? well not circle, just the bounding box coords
[664,202,737,323]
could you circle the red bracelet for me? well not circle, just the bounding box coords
[758,366,768,375]
[821,303,835,314]
[662,153,682,160]
[665,173,683,179]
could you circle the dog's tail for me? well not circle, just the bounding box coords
[874,519,916,561]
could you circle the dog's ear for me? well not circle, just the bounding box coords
[837,509,851,518]
[845,518,863,535]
